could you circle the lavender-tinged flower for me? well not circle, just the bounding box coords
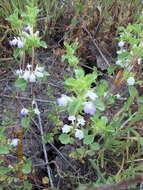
[15,69,23,75]
[127,77,135,86]
[118,41,125,47]
[57,94,71,107]
[75,129,84,140]
[9,38,18,46]
[23,25,31,32]
[21,108,29,115]
[115,60,122,66]
[83,102,96,115]
[86,90,98,100]
[77,115,85,126]
[62,124,73,133]
[29,73,36,83]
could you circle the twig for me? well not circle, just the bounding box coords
[82,26,110,66]
[119,111,137,130]
[49,142,77,173]
[35,101,54,188]
[0,94,53,103]
[88,175,143,190]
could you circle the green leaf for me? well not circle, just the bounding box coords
[59,134,74,144]
[24,180,32,190]
[83,135,94,145]
[21,117,30,130]
[13,49,21,58]
[108,65,117,75]
[86,150,95,156]
[68,99,81,115]
[96,80,108,96]
[101,116,108,125]
[90,143,100,151]
[0,167,11,175]
[128,86,138,97]
[124,86,138,110]
[40,41,47,48]
[138,96,143,103]
[75,67,85,79]
[22,160,32,174]
[94,99,105,111]
[139,138,143,146]
[15,78,27,91]
[0,145,9,154]
[44,133,54,143]
[69,56,79,66]
[106,96,115,104]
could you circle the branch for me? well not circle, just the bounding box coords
[88,176,143,190]
[35,101,54,188]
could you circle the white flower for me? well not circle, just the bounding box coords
[86,90,98,100]
[77,115,85,126]
[17,40,24,48]
[10,138,19,147]
[8,165,13,169]
[68,116,76,123]
[35,71,44,78]
[127,77,135,86]
[75,129,84,140]
[32,99,36,105]
[115,94,121,99]
[34,108,40,115]
[23,70,30,80]
[34,31,39,37]
[137,58,142,65]
[57,94,71,107]
[35,66,44,72]
[27,64,32,69]
[21,108,29,115]
[118,41,125,47]
[62,124,73,133]
[29,73,36,83]
[117,49,126,54]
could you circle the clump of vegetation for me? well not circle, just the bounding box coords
[0,0,143,190]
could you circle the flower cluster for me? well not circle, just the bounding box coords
[115,40,129,67]
[62,115,85,140]
[16,64,45,83]
[21,106,40,116]
[9,37,25,48]
[9,25,39,49]
[57,90,97,116]
[127,77,135,86]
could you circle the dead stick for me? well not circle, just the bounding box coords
[88,176,143,190]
